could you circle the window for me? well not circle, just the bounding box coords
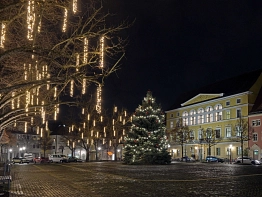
[170,114,174,118]
[190,110,196,125]
[236,147,242,155]
[226,101,230,106]
[226,127,231,138]
[226,110,230,120]
[236,98,241,104]
[215,129,221,138]
[177,112,180,117]
[236,109,241,118]
[206,106,213,123]
[216,148,221,156]
[52,146,55,149]
[252,119,261,126]
[198,129,203,140]
[235,126,241,137]
[198,108,204,124]
[170,121,174,128]
[215,104,222,121]
[189,131,194,140]
[182,112,188,125]
[253,133,258,141]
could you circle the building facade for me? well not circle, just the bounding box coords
[166,69,262,161]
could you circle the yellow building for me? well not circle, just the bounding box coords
[165,69,262,161]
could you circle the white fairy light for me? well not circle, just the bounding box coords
[45,121,48,130]
[0,22,6,48]
[25,122,27,133]
[100,36,104,68]
[70,80,74,97]
[82,108,84,114]
[54,86,57,98]
[96,85,102,113]
[76,53,79,71]
[11,92,15,109]
[54,105,57,120]
[27,0,35,40]
[17,97,20,108]
[83,38,88,63]
[73,0,77,14]
[62,8,68,32]
[82,78,86,94]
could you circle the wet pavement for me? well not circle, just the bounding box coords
[6,161,262,196]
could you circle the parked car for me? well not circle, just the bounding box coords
[236,157,261,165]
[33,157,49,163]
[48,154,68,163]
[12,157,30,164]
[181,156,195,162]
[206,156,225,163]
[68,157,83,162]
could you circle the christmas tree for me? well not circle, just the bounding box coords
[123,91,171,164]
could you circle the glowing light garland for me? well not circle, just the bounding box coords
[0,22,6,48]
[62,8,68,32]
[27,0,35,40]
[76,53,79,71]
[83,38,88,63]
[100,36,104,68]
[70,80,74,97]
[82,78,86,94]
[73,0,77,14]
[96,85,102,113]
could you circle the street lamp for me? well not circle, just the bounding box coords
[98,147,101,160]
[229,144,232,164]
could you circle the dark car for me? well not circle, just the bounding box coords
[181,156,195,162]
[206,156,224,163]
[68,157,83,162]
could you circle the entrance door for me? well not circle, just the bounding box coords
[253,150,259,160]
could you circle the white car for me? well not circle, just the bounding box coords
[48,154,68,163]
[236,157,261,165]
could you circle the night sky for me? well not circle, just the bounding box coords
[102,1,262,113]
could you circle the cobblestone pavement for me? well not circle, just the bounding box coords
[6,162,262,197]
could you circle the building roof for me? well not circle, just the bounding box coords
[167,69,262,111]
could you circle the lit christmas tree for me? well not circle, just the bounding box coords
[123,91,171,164]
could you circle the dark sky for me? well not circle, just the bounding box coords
[102,0,262,113]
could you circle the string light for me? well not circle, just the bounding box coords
[83,38,88,63]
[0,22,6,48]
[73,0,77,14]
[82,78,86,94]
[96,85,102,113]
[62,8,68,32]
[27,0,35,40]
[100,36,104,68]
[70,80,74,97]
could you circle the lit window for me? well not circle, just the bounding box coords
[182,111,189,125]
[170,121,174,128]
[198,108,204,124]
[215,104,222,121]
[198,129,203,140]
[226,127,231,138]
[206,106,213,123]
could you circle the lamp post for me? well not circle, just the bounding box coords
[229,144,232,164]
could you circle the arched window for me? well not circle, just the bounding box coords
[215,104,222,121]
[198,108,204,124]
[190,110,196,125]
[182,111,188,125]
[205,106,213,123]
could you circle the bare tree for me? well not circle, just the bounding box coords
[0,0,130,142]
[170,118,191,160]
[234,115,253,163]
